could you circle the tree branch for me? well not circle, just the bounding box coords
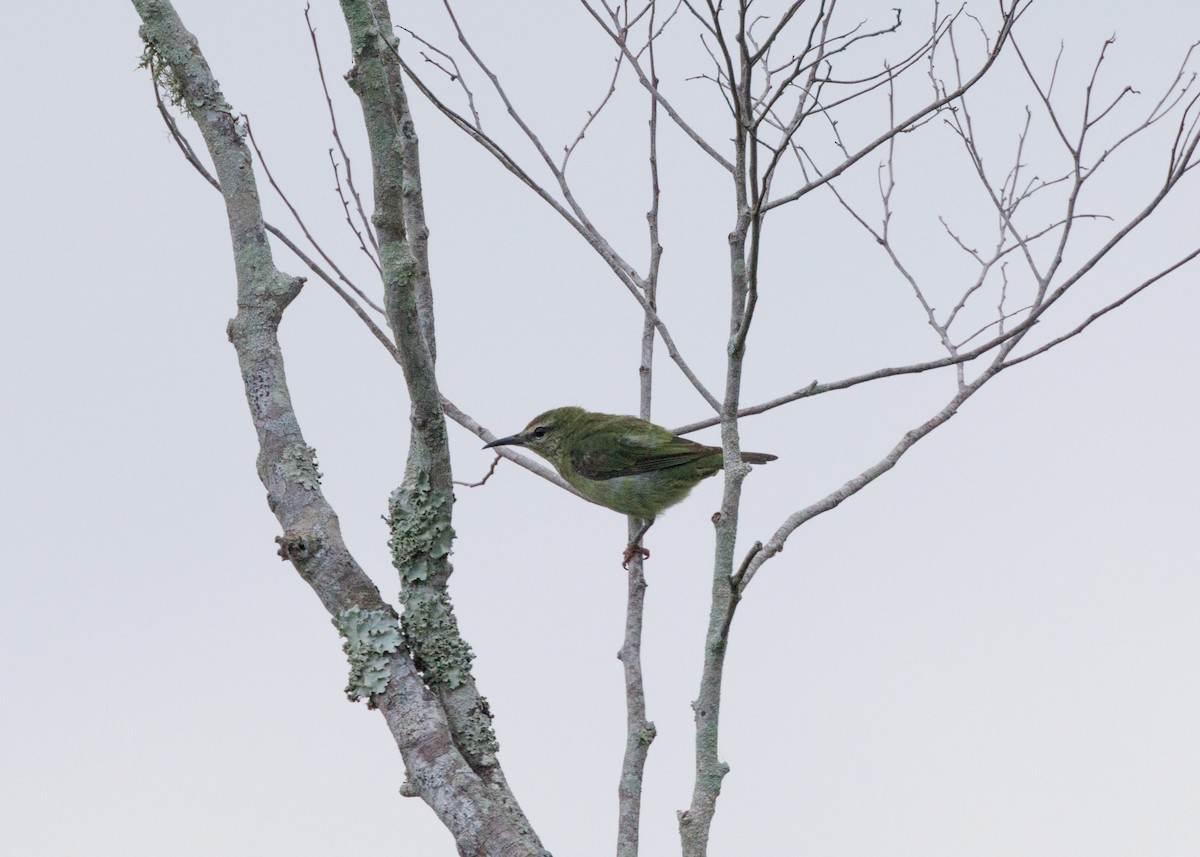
[132,4,543,854]
[1002,246,1200,368]
[617,8,663,850]
[305,3,382,268]
[582,0,737,171]
[763,1,1022,211]
[338,15,539,846]
[739,365,1000,591]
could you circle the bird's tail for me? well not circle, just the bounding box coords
[742,451,777,464]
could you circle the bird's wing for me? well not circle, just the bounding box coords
[570,419,716,480]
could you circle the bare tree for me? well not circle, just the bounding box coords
[131,1,1200,855]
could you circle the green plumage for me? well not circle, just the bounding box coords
[484,406,777,521]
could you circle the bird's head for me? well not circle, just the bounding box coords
[483,406,585,463]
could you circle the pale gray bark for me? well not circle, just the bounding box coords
[616,536,653,857]
[132,2,544,854]
[616,24,665,852]
[336,5,543,845]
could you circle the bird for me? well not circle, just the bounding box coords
[483,406,777,566]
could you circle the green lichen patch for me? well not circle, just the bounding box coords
[333,607,401,703]
[400,590,473,690]
[380,242,418,290]
[458,695,500,759]
[278,443,322,490]
[138,42,188,113]
[387,470,454,583]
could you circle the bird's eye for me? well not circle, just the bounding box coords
[532,426,548,439]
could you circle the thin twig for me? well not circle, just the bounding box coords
[1002,246,1200,368]
[440,398,580,495]
[581,0,737,171]
[243,115,387,316]
[563,54,625,172]
[329,151,383,276]
[305,4,381,262]
[397,24,483,130]
[453,454,501,487]
[668,317,1035,435]
[617,6,663,852]
[955,302,1033,349]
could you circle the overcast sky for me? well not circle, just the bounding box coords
[3,2,1198,855]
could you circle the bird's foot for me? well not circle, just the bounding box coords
[622,543,651,569]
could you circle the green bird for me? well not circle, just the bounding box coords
[483,406,777,565]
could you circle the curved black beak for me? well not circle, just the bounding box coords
[483,434,526,450]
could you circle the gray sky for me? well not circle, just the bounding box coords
[3,2,1198,855]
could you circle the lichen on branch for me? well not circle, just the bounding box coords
[332,606,402,704]
[387,470,454,584]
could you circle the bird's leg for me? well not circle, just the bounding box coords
[623,518,655,568]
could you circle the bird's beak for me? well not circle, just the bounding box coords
[483,434,526,449]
